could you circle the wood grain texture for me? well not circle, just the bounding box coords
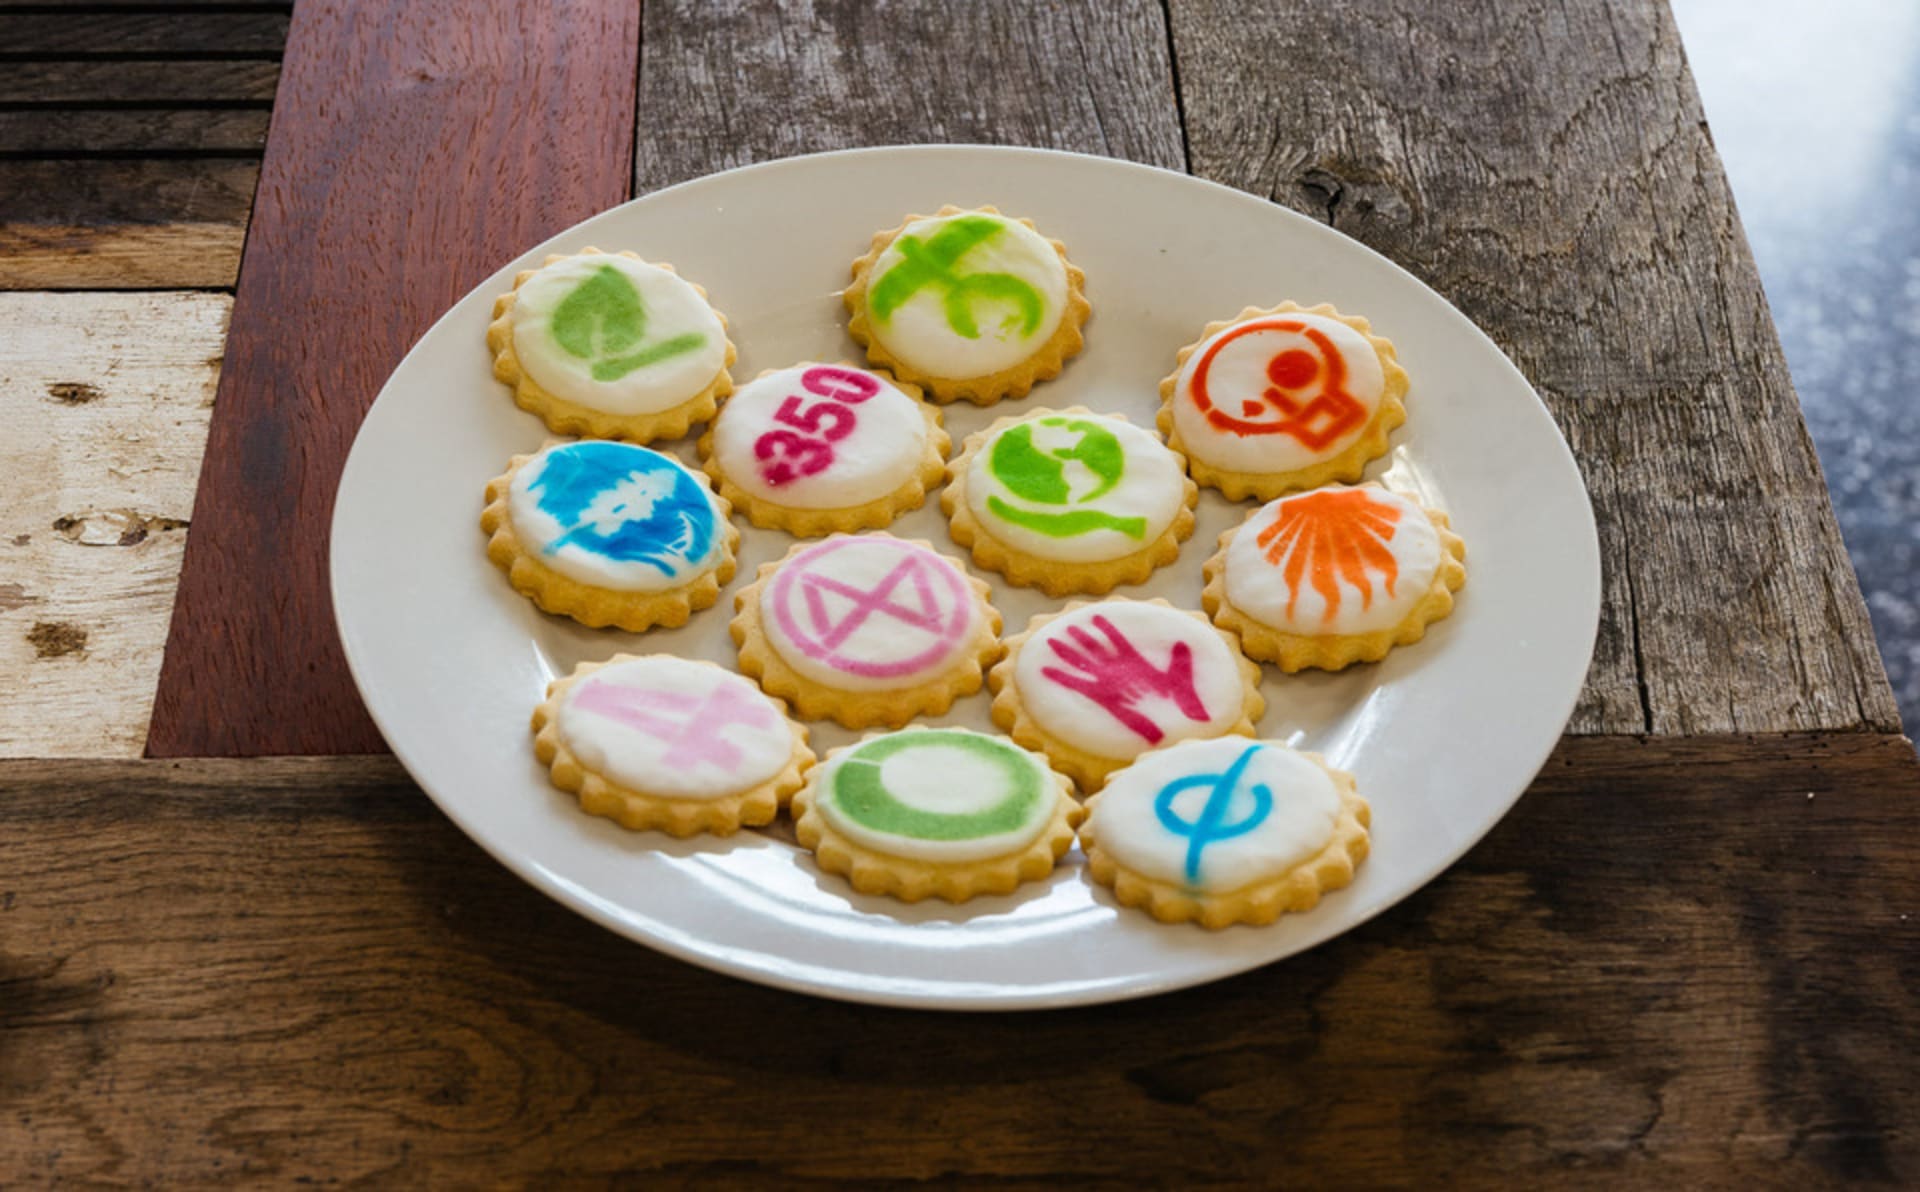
[0,108,269,154]
[0,9,284,289]
[0,11,288,57]
[1168,0,1899,737]
[0,159,259,288]
[0,291,226,758]
[0,58,279,103]
[634,0,1186,192]
[145,0,641,757]
[2,733,1915,1184]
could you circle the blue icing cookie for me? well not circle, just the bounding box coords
[516,441,721,587]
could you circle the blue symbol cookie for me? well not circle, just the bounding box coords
[1079,737,1370,929]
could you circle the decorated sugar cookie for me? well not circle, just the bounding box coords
[990,598,1264,793]
[699,362,948,536]
[1203,483,1466,671]
[482,439,738,632]
[489,248,736,442]
[731,533,1002,728]
[1159,302,1407,500]
[1080,737,1370,929]
[533,655,812,837]
[943,407,1198,596]
[845,205,1090,405]
[793,727,1081,903]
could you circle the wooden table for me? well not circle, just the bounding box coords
[5,2,1917,1183]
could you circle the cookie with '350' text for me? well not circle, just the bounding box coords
[731,533,1001,729]
[845,206,1089,405]
[1159,302,1407,500]
[1202,483,1466,672]
[533,654,813,837]
[943,407,1196,596]
[699,362,947,537]
[482,439,738,632]
[489,247,736,442]
[793,727,1082,904]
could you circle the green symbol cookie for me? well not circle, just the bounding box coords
[985,417,1148,540]
[827,732,1045,842]
[868,214,1046,340]
[550,264,707,382]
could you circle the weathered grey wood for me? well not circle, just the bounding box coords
[0,291,227,757]
[0,108,269,154]
[1167,0,1899,737]
[0,59,279,104]
[634,0,1186,193]
[2,734,1916,1183]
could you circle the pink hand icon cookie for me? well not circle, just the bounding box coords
[1039,613,1209,745]
[995,599,1264,793]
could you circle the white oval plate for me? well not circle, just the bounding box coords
[331,146,1599,1010]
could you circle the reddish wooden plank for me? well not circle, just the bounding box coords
[147,0,639,756]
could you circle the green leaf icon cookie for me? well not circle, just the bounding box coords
[552,265,646,359]
[549,264,708,382]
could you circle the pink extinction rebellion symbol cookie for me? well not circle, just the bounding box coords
[572,676,777,773]
[767,538,973,679]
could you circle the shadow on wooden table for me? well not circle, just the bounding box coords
[5,735,1916,1183]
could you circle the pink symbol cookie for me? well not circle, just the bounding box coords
[572,676,779,772]
[766,537,973,680]
[751,365,883,487]
[1039,613,1209,744]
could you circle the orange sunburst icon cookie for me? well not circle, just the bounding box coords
[1256,485,1405,624]
[1202,483,1466,672]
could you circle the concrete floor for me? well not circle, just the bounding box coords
[1673,0,1920,731]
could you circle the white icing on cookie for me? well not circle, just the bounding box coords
[710,364,929,510]
[507,440,726,592]
[760,536,983,692]
[1224,485,1441,636]
[1014,602,1247,761]
[864,211,1069,379]
[557,657,793,800]
[510,254,728,415]
[964,413,1186,563]
[813,728,1057,863]
[1172,311,1385,474]
[1089,738,1340,894]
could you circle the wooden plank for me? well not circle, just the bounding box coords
[0,291,226,758]
[2,733,1915,1183]
[634,0,1186,191]
[0,12,288,57]
[0,158,258,288]
[1167,0,1899,737]
[0,59,279,103]
[145,0,642,756]
[0,108,269,153]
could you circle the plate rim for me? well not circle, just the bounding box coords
[329,143,1602,1010]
